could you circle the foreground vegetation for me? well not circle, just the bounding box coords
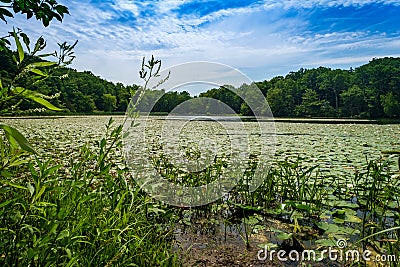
[1,118,180,266]
[1,117,399,266]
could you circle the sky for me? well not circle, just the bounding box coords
[2,0,400,88]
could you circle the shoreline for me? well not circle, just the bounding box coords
[2,115,399,124]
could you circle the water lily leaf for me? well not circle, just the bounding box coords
[325,224,340,234]
[329,200,359,209]
[345,215,362,223]
[270,228,293,240]
[344,209,357,216]
[358,199,367,206]
[295,203,311,211]
[253,225,266,234]
[315,239,337,247]
[332,209,346,218]
[320,213,331,220]
[277,232,293,240]
[337,226,360,235]
[388,201,398,209]
[333,218,345,224]
[246,216,259,225]
[257,243,278,249]
[316,222,337,232]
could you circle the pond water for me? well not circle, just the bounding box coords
[3,116,399,173]
[3,115,399,266]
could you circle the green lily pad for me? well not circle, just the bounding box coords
[315,239,337,247]
[257,242,278,250]
[333,218,345,224]
[345,215,362,223]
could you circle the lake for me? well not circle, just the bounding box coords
[3,115,400,265]
[3,116,399,174]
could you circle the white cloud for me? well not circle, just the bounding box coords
[112,0,140,16]
[156,0,194,14]
[262,0,400,9]
[3,0,400,85]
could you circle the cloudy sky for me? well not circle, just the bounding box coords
[3,0,400,86]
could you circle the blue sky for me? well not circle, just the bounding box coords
[3,0,400,87]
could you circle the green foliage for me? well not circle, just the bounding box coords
[0,30,77,157]
[148,141,400,265]
[340,85,366,117]
[152,91,191,113]
[199,85,241,113]
[1,52,181,265]
[101,93,117,112]
[0,54,138,114]
[0,29,77,114]
[295,88,334,117]
[0,123,35,153]
[2,55,400,118]
[0,119,179,266]
[199,58,400,118]
[0,0,69,26]
[0,0,69,51]
[381,91,400,117]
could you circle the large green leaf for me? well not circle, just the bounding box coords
[0,7,13,22]
[0,124,36,153]
[12,30,24,63]
[28,68,47,77]
[14,87,62,111]
[27,61,57,68]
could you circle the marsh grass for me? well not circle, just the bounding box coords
[0,118,179,266]
[156,150,400,266]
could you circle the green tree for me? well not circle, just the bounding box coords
[295,88,334,117]
[266,79,296,117]
[381,92,400,118]
[102,93,117,112]
[340,85,366,117]
[318,70,348,113]
[238,83,269,116]
[199,85,242,114]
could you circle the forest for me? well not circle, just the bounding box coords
[1,48,400,118]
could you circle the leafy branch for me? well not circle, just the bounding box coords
[0,30,77,155]
[0,0,69,26]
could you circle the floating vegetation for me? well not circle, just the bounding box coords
[2,116,400,266]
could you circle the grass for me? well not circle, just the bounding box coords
[0,118,179,266]
[1,117,399,266]
[159,153,400,266]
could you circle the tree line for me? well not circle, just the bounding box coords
[256,57,400,118]
[1,49,399,118]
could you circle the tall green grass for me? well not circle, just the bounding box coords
[155,149,399,266]
[0,118,179,266]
